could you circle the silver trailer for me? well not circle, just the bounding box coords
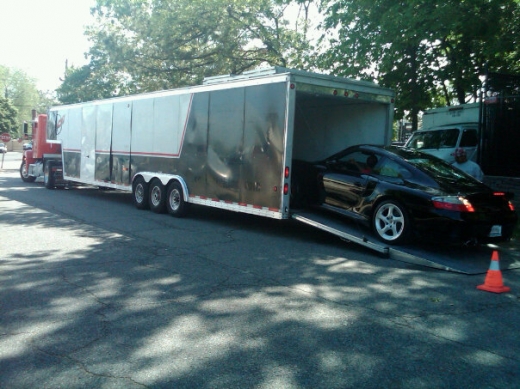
[46,67,395,221]
[42,67,519,273]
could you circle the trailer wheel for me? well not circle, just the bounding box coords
[149,178,167,213]
[132,176,149,210]
[20,160,36,182]
[166,181,189,217]
[372,199,410,245]
[44,161,56,189]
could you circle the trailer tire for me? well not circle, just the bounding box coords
[44,161,56,189]
[20,160,36,182]
[149,178,167,213]
[166,181,189,218]
[372,199,411,245]
[132,176,149,210]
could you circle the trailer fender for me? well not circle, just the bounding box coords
[132,172,189,202]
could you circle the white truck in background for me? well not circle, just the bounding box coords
[405,71,520,178]
[404,103,480,163]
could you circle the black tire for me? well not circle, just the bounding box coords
[149,178,167,213]
[166,181,189,217]
[372,199,411,245]
[20,160,36,183]
[132,176,149,210]
[44,161,56,189]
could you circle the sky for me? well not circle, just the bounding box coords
[0,1,322,93]
[0,0,96,92]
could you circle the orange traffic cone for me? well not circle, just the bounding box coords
[477,250,511,293]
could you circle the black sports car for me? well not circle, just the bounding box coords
[291,145,517,245]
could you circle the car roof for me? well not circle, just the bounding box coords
[355,144,444,162]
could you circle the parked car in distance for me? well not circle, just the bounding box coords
[23,142,32,150]
[0,143,7,153]
[291,144,517,245]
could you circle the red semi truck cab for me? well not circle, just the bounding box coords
[20,112,64,188]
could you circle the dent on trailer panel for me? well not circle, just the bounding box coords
[242,83,287,209]
[199,83,288,211]
[179,92,209,196]
[206,87,245,202]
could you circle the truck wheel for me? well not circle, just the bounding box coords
[44,161,56,189]
[132,176,149,210]
[372,199,411,245]
[166,181,189,217]
[20,160,36,182]
[149,178,167,213]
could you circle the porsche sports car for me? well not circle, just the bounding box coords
[291,145,517,245]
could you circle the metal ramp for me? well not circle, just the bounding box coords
[291,210,520,274]
[389,243,520,274]
[291,210,388,255]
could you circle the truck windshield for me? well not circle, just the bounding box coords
[406,129,459,150]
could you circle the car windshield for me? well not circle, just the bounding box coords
[406,128,459,149]
[386,146,476,183]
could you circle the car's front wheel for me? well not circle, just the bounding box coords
[372,200,411,245]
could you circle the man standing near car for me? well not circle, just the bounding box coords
[451,148,484,181]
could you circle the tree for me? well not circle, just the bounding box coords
[58,0,313,102]
[57,64,131,104]
[36,90,59,116]
[0,65,41,134]
[318,0,520,130]
[0,96,18,135]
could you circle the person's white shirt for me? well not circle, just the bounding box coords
[452,160,484,181]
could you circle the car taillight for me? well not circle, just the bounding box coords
[493,192,515,211]
[432,196,475,212]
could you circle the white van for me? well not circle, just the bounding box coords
[404,104,480,163]
[404,124,479,163]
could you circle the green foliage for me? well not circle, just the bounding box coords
[56,64,132,104]
[319,0,520,129]
[36,90,59,115]
[0,96,18,134]
[58,0,313,102]
[0,65,41,134]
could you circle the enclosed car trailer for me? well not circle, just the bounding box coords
[45,67,395,221]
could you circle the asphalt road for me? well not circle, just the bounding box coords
[1,151,519,388]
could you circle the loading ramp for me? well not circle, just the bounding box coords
[291,210,520,274]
